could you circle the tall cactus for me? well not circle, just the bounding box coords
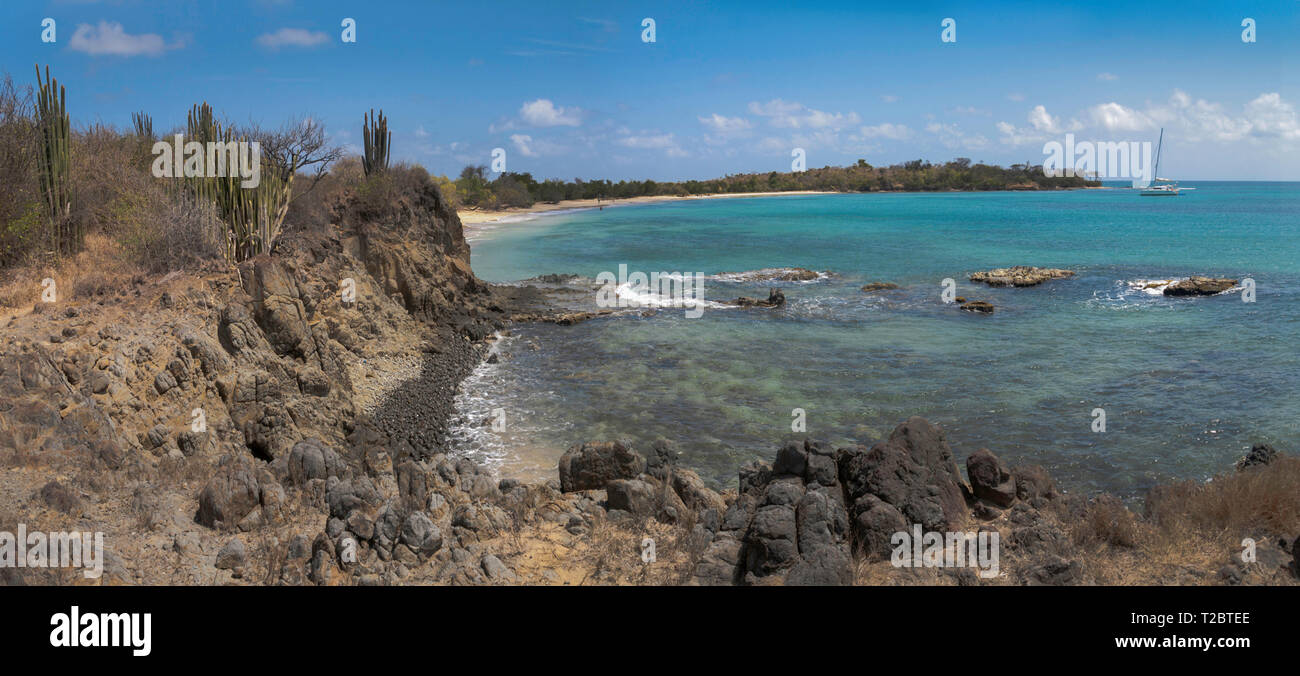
[183,102,294,262]
[35,64,74,254]
[131,111,154,140]
[362,108,390,176]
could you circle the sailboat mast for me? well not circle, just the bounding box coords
[1153,128,1164,181]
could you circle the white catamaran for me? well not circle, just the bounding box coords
[1140,128,1192,196]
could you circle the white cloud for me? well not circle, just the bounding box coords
[415,126,430,138]
[1088,102,1153,132]
[1097,72,1118,81]
[256,28,329,49]
[616,131,687,157]
[997,105,1081,145]
[927,122,988,150]
[519,99,582,127]
[510,134,538,157]
[698,113,753,134]
[858,123,912,140]
[1244,93,1300,140]
[881,94,899,103]
[68,21,177,57]
[747,99,861,130]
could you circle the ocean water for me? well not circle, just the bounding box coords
[452,183,1300,496]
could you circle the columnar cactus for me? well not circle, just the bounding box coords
[35,64,74,254]
[362,108,390,176]
[184,102,294,262]
[132,111,154,140]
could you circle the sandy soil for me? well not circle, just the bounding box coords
[457,191,835,227]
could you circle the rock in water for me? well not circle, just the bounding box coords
[1162,276,1238,296]
[860,282,900,292]
[729,288,786,308]
[970,266,1074,287]
[1235,443,1278,471]
[960,301,995,314]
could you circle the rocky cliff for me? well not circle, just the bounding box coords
[1,177,1296,586]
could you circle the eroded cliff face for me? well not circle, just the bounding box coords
[0,179,588,585]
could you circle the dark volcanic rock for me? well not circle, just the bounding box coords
[838,417,970,542]
[959,300,995,313]
[1236,443,1278,471]
[691,437,855,586]
[557,441,646,492]
[1163,276,1237,297]
[967,448,1016,507]
[728,288,786,308]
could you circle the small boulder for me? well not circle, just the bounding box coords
[1236,443,1278,471]
[557,441,646,492]
[967,448,1016,507]
[1163,276,1237,297]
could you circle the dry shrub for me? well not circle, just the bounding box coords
[284,156,362,233]
[70,125,221,272]
[1072,494,1142,548]
[0,73,40,268]
[1146,456,1300,539]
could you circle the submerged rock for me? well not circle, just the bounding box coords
[960,300,995,313]
[860,282,900,292]
[970,266,1074,287]
[719,267,822,282]
[728,288,786,308]
[1163,276,1237,296]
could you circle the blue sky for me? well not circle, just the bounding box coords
[3,0,1298,180]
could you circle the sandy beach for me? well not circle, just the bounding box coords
[456,190,835,227]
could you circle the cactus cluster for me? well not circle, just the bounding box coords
[131,111,154,141]
[35,64,75,255]
[185,103,295,263]
[362,108,390,176]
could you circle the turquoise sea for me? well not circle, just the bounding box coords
[452,183,1300,496]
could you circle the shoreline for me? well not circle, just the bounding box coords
[457,191,835,227]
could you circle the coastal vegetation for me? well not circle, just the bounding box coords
[445,157,1100,210]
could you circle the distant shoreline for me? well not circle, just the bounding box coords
[457,191,835,227]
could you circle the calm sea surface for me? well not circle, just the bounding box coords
[452,183,1300,496]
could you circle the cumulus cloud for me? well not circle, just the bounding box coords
[858,123,912,140]
[519,99,583,127]
[510,134,538,157]
[616,130,687,157]
[1243,93,1300,140]
[927,122,988,150]
[747,99,861,130]
[698,113,753,134]
[997,105,1082,145]
[256,28,330,49]
[68,21,179,57]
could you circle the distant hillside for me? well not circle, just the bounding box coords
[445,158,1100,209]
